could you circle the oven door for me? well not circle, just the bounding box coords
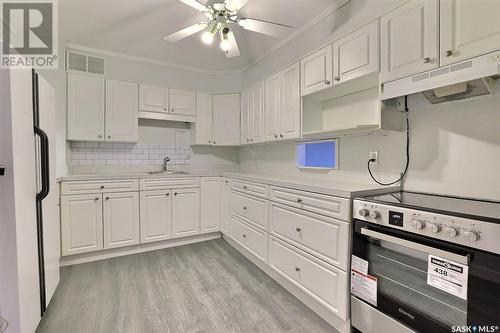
[352,220,470,333]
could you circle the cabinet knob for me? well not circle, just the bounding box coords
[100,185,105,189]
[423,57,431,63]
[107,135,111,139]
[242,234,247,238]
[334,76,340,82]
[243,206,247,210]
[224,180,228,184]
[98,135,102,139]
[274,134,278,138]
[94,197,99,201]
[296,198,302,203]
[325,80,331,85]
[105,196,109,200]
[166,193,170,196]
[171,108,175,112]
[250,139,253,142]
[279,134,284,138]
[445,50,453,57]
[243,185,247,190]
[295,266,301,272]
[296,227,302,232]
[246,139,249,142]
[164,107,167,111]
[208,140,211,143]
[213,141,216,144]
[174,192,178,196]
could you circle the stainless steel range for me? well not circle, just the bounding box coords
[350,191,500,333]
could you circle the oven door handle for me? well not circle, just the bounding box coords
[361,228,469,265]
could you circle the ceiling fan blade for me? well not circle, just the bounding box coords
[178,0,209,12]
[238,18,293,38]
[224,0,249,11]
[163,23,207,42]
[224,31,240,58]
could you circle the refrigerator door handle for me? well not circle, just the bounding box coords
[35,126,50,201]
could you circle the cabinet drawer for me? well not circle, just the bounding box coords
[140,177,199,191]
[230,179,269,198]
[270,202,349,270]
[61,179,139,195]
[270,186,349,221]
[231,216,268,263]
[230,190,268,230]
[269,236,348,320]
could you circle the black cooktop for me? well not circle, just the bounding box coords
[358,191,500,224]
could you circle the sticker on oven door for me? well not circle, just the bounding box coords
[351,269,378,306]
[351,255,369,275]
[427,255,468,300]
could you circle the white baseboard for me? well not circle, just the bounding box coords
[60,232,222,267]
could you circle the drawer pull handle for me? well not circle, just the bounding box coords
[325,80,331,85]
[334,76,340,82]
[296,227,301,232]
[105,196,109,200]
[166,193,170,196]
[100,185,105,189]
[296,198,303,203]
[445,50,453,57]
[423,57,431,63]
[94,197,99,201]
[295,267,301,272]
[174,192,178,196]
[243,186,247,190]
[243,206,247,210]
[242,234,247,238]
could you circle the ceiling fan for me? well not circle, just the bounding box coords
[163,0,293,58]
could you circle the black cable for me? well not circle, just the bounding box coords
[367,96,410,186]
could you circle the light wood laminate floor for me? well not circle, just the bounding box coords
[36,239,335,333]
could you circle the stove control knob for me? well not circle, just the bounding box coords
[369,210,381,219]
[462,230,479,242]
[444,226,458,238]
[411,219,425,230]
[359,208,369,217]
[428,223,441,233]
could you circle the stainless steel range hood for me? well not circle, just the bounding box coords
[381,51,500,104]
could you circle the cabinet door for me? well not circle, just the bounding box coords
[67,73,105,141]
[380,0,439,82]
[264,75,280,141]
[172,188,200,238]
[200,177,221,233]
[170,89,196,116]
[279,62,300,140]
[61,194,103,256]
[252,82,265,143]
[240,88,252,144]
[440,0,500,66]
[105,79,138,142]
[220,178,231,235]
[194,93,213,145]
[212,94,240,146]
[103,191,140,249]
[333,20,379,84]
[140,190,172,243]
[139,84,169,113]
[300,45,333,96]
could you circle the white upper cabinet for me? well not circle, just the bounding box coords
[333,20,380,85]
[240,88,252,144]
[381,0,439,82]
[279,63,301,140]
[212,94,240,146]
[67,73,105,141]
[264,74,280,141]
[193,93,213,145]
[301,45,333,96]
[139,84,169,113]
[252,82,265,143]
[105,79,138,142]
[103,191,140,249]
[172,188,200,238]
[200,177,221,233]
[140,190,172,244]
[440,0,500,66]
[170,89,196,116]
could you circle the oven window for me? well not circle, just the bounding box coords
[368,238,467,328]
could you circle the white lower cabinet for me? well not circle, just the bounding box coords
[269,236,348,320]
[231,216,268,263]
[230,190,268,230]
[140,190,172,243]
[220,178,231,235]
[103,192,140,249]
[172,188,200,238]
[61,194,103,256]
[200,177,220,233]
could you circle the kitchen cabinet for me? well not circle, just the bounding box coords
[220,178,231,235]
[200,177,221,233]
[60,194,103,256]
[300,45,333,96]
[103,191,140,249]
[380,0,439,82]
[212,94,240,146]
[265,62,300,141]
[172,188,200,238]
[139,84,169,113]
[333,20,379,85]
[240,88,252,144]
[240,82,265,144]
[105,79,139,142]
[440,0,500,66]
[170,89,196,116]
[193,93,213,145]
[67,73,105,141]
[231,216,268,263]
[140,190,172,243]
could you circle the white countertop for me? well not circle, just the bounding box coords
[58,171,400,198]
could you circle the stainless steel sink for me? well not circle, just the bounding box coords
[146,170,189,175]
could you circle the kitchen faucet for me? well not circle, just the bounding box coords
[162,156,170,172]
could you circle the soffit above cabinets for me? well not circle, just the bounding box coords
[59,0,345,73]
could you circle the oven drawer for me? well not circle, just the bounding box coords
[270,202,349,270]
[231,216,268,263]
[140,177,199,191]
[61,179,139,195]
[269,186,349,221]
[269,236,348,320]
[230,190,268,231]
[230,179,269,199]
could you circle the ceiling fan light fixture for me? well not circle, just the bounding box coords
[219,31,231,52]
[201,31,214,44]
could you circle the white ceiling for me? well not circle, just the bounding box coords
[60,0,340,72]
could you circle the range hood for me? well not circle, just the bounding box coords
[381,51,500,104]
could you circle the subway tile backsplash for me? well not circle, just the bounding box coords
[69,142,190,167]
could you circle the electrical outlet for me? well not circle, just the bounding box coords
[369,151,378,165]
